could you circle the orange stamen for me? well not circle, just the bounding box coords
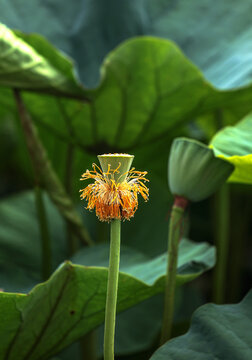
[80,164,149,222]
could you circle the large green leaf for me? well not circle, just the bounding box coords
[1,4,251,185]
[1,25,252,150]
[1,0,250,89]
[72,244,208,357]
[0,240,215,359]
[150,289,252,360]
[50,287,204,359]
[210,112,252,184]
[0,25,252,181]
[1,35,251,152]
[0,23,83,96]
[2,30,213,148]
[71,239,215,286]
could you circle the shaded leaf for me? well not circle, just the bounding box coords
[0,191,67,292]
[149,0,252,89]
[71,238,215,286]
[150,289,252,360]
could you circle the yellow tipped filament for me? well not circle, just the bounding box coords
[80,164,149,222]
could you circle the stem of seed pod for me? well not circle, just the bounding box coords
[213,183,230,304]
[160,196,187,344]
[104,219,121,360]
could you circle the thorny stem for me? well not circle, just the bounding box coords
[213,184,230,303]
[160,196,187,344]
[34,186,52,280]
[13,89,93,247]
[104,219,121,360]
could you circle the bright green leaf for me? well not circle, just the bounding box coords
[211,112,252,184]
[150,289,252,360]
[0,23,83,97]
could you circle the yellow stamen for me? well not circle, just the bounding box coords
[80,163,149,222]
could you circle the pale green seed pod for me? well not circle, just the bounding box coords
[168,138,234,202]
[98,153,134,183]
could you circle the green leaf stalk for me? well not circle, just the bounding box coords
[104,219,121,360]
[160,196,188,344]
[13,89,93,247]
[213,184,230,303]
[34,186,52,280]
[162,137,234,343]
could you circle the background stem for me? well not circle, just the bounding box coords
[213,183,230,304]
[13,89,93,247]
[60,100,80,256]
[64,144,79,255]
[104,219,121,360]
[160,204,185,344]
[80,331,97,360]
[34,186,52,280]
[227,189,250,302]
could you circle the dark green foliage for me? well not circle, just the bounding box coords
[151,290,252,360]
[0,2,251,358]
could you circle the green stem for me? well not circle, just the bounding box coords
[13,89,93,247]
[65,144,79,255]
[104,219,121,360]
[61,101,79,256]
[213,184,230,304]
[34,186,52,280]
[227,190,249,302]
[160,203,185,345]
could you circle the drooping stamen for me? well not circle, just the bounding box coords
[79,163,149,222]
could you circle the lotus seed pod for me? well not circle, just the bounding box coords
[168,138,234,202]
[98,153,134,183]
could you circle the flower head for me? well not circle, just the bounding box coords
[80,154,149,222]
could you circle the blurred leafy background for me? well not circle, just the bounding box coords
[0,0,252,359]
